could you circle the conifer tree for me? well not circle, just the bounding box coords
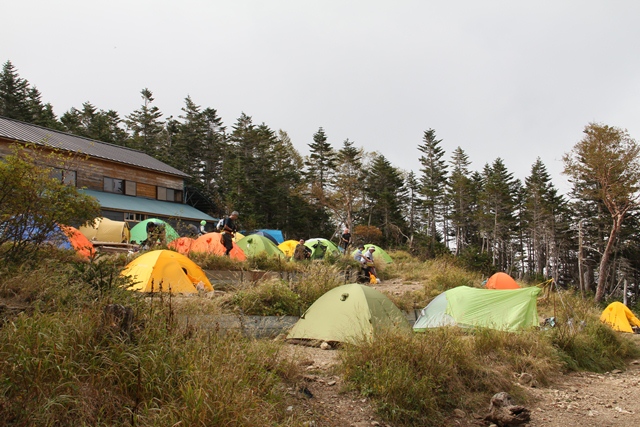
[125,88,165,154]
[0,60,30,121]
[563,123,640,301]
[327,139,366,233]
[304,127,337,198]
[363,154,407,245]
[447,147,473,255]
[418,129,448,251]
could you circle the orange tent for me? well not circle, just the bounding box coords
[485,272,520,290]
[190,232,247,261]
[168,237,195,255]
[60,225,95,259]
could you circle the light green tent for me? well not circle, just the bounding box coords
[287,283,411,343]
[130,218,180,244]
[351,244,393,264]
[413,286,541,332]
[236,234,285,257]
[304,238,341,259]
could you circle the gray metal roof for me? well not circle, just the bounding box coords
[0,115,189,178]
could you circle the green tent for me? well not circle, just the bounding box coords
[236,234,285,257]
[287,283,411,343]
[351,244,393,264]
[130,218,180,244]
[413,286,541,332]
[304,238,341,259]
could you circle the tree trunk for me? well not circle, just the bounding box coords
[595,216,622,302]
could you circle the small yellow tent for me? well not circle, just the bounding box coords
[79,217,130,243]
[278,240,299,258]
[600,302,640,333]
[121,249,213,294]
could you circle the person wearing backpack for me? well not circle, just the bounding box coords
[220,211,239,256]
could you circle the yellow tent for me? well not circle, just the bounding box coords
[121,249,213,294]
[79,217,130,243]
[278,239,299,258]
[600,302,640,333]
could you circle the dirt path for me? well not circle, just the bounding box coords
[282,342,640,427]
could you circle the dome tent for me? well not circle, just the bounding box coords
[304,238,341,259]
[121,249,213,294]
[236,234,284,257]
[600,302,640,333]
[485,272,520,289]
[130,218,180,244]
[188,232,247,261]
[287,283,411,343]
[413,286,541,332]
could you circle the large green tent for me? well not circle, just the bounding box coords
[351,244,393,264]
[304,238,341,259]
[130,218,180,244]
[236,234,285,257]
[413,286,541,332]
[287,283,411,343]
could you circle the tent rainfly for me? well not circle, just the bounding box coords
[600,302,640,333]
[413,286,541,332]
[485,272,520,290]
[121,249,213,294]
[287,283,411,343]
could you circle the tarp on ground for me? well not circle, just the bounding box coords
[120,249,213,293]
[278,240,299,258]
[600,302,640,333]
[413,286,541,332]
[236,234,285,257]
[130,218,180,244]
[188,232,246,261]
[485,272,520,289]
[351,244,393,264]
[79,217,130,243]
[304,238,341,259]
[287,283,411,343]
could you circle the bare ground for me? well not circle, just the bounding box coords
[279,279,640,427]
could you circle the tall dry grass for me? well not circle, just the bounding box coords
[0,253,306,427]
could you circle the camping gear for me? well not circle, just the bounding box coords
[247,231,279,245]
[413,286,541,332]
[304,238,341,259]
[121,249,213,293]
[600,302,640,333]
[189,232,247,261]
[485,272,520,289]
[79,217,130,243]
[59,225,95,259]
[236,235,285,257]
[278,239,299,258]
[287,283,411,343]
[130,218,180,244]
[167,236,195,255]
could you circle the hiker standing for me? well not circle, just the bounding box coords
[221,211,239,256]
[340,228,351,252]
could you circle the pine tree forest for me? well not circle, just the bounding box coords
[3,59,640,302]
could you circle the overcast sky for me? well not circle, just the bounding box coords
[4,1,640,194]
